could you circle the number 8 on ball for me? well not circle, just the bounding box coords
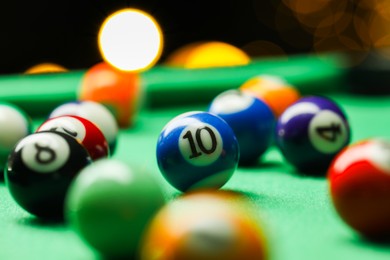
[156,111,239,192]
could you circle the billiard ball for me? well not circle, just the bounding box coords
[0,102,32,172]
[208,89,275,165]
[165,41,250,68]
[140,190,268,260]
[328,139,390,239]
[156,111,239,192]
[25,62,67,74]
[5,131,92,219]
[240,75,300,117]
[36,115,109,161]
[65,159,165,258]
[276,96,350,173]
[78,62,142,127]
[49,100,118,153]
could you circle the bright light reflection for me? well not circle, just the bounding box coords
[98,8,163,72]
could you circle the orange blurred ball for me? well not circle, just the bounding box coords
[25,63,67,74]
[140,190,268,260]
[240,75,300,118]
[78,62,142,128]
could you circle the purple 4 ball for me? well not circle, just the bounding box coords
[275,96,351,174]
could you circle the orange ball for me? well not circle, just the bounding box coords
[240,75,300,118]
[25,63,67,74]
[78,62,142,128]
[140,190,268,260]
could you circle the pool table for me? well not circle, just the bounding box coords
[0,53,390,260]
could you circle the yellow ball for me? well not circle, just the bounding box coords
[166,41,250,69]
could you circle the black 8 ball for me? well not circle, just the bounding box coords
[5,131,92,219]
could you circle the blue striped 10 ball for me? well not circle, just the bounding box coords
[275,96,351,173]
[156,112,239,192]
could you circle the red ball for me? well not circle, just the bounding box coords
[328,139,390,239]
[37,115,109,161]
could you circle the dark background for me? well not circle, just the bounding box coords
[0,0,380,74]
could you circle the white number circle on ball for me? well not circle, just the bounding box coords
[16,132,70,173]
[179,123,223,166]
[308,110,348,154]
[39,117,86,142]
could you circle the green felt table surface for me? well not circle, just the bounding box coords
[1,55,390,260]
[0,53,345,116]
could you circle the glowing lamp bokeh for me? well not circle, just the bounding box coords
[98,9,163,72]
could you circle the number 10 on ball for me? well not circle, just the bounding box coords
[156,111,239,192]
